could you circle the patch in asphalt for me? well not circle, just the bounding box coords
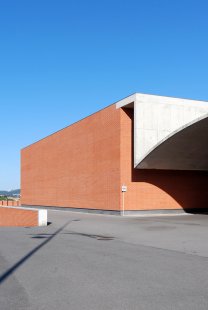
[29,232,114,241]
[62,232,114,241]
[145,225,176,231]
[28,233,54,239]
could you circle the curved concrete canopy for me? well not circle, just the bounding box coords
[136,114,208,170]
[116,93,208,170]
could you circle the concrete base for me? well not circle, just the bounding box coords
[20,205,208,216]
[21,205,121,215]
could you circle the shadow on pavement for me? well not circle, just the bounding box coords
[0,219,73,285]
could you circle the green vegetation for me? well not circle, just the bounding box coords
[0,196,7,201]
[0,196,15,201]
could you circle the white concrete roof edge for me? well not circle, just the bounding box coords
[115,93,136,109]
[116,93,208,109]
[135,93,208,107]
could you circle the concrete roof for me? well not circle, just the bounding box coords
[137,113,208,170]
[116,93,208,170]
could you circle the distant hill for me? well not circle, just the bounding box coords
[0,189,20,196]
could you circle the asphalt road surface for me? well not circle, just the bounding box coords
[0,210,208,310]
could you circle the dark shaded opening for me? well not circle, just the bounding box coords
[122,108,208,213]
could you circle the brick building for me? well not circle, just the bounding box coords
[21,94,208,214]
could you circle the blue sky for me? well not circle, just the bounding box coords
[0,0,208,189]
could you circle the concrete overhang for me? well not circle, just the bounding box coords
[116,93,208,170]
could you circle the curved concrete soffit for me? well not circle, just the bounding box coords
[135,113,208,170]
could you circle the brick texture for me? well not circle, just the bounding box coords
[0,207,38,227]
[21,104,208,212]
[120,108,208,211]
[1,200,20,207]
[21,104,121,210]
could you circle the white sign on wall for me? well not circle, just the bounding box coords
[122,185,127,192]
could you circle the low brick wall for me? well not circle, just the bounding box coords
[0,206,47,227]
[0,200,20,207]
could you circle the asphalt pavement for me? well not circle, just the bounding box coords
[0,210,208,310]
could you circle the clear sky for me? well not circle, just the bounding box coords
[0,0,208,190]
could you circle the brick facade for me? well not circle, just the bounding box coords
[21,104,121,210]
[120,108,208,211]
[21,104,208,212]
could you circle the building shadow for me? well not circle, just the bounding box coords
[0,219,75,285]
[132,169,208,213]
[122,108,208,213]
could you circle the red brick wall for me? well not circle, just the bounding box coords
[21,104,121,210]
[120,108,208,211]
[0,207,38,226]
[1,200,20,207]
[21,104,208,212]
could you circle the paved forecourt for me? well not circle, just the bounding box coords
[0,210,208,310]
